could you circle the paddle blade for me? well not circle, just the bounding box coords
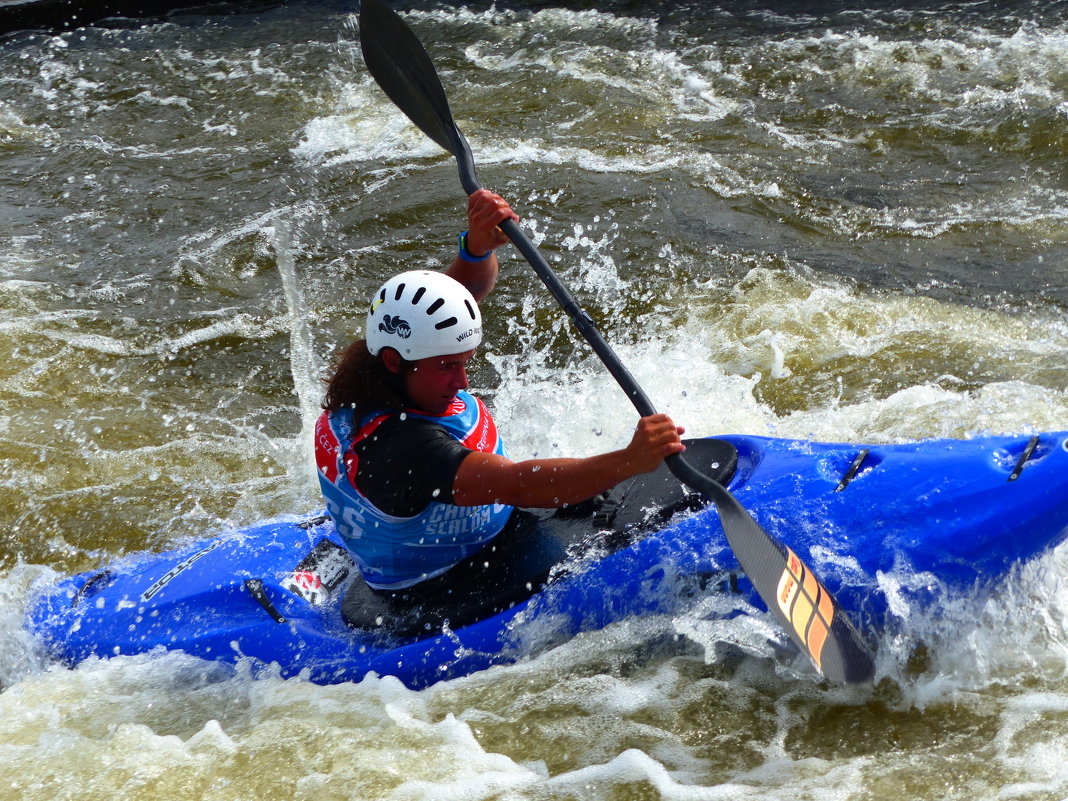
[359,0,458,155]
[712,483,875,683]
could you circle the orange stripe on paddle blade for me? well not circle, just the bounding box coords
[776,547,836,672]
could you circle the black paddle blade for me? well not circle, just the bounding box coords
[711,484,875,683]
[359,0,458,155]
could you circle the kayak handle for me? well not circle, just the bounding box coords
[245,578,287,624]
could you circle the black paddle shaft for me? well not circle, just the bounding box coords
[358,0,875,683]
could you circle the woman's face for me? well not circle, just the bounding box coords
[399,349,476,415]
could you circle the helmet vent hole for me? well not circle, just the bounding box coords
[411,287,426,304]
[464,299,475,319]
[434,317,458,330]
[426,298,445,315]
[394,283,406,301]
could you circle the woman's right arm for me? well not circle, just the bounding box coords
[451,414,686,508]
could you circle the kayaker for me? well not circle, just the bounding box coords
[315,189,686,592]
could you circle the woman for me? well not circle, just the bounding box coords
[315,189,685,592]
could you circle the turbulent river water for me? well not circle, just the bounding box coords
[1,0,1067,798]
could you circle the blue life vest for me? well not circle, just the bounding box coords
[314,390,514,590]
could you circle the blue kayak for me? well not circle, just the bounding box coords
[25,431,1068,688]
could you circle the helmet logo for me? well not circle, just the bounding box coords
[379,315,412,339]
[456,327,479,344]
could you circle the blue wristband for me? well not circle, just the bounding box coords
[458,231,492,262]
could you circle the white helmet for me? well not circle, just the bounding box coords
[366,270,482,360]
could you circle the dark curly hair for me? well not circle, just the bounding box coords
[321,339,413,417]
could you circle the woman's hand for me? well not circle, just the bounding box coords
[465,189,518,257]
[622,414,686,474]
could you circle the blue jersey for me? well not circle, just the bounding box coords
[314,391,514,590]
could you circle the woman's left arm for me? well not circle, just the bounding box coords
[445,189,518,302]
